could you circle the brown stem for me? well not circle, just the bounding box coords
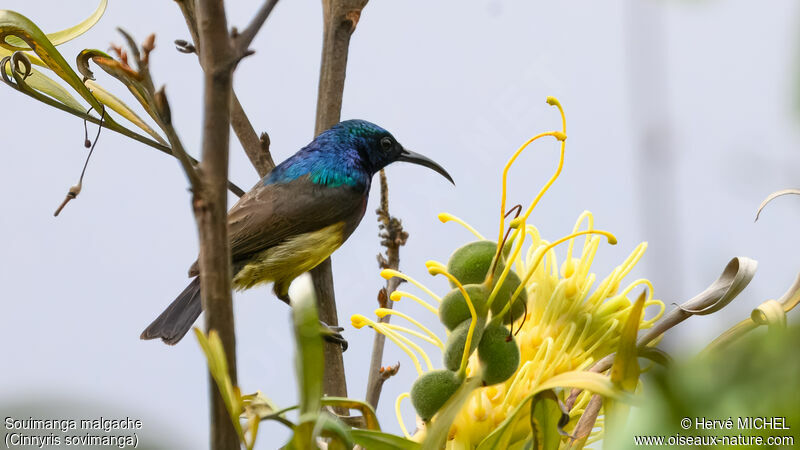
[313,0,368,136]
[365,169,406,408]
[231,92,275,176]
[194,1,238,449]
[566,395,602,449]
[311,0,369,408]
[232,0,281,56]
[174,0,275,178]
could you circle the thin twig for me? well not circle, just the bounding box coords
[365,169,407,408]
[231,92,275,176]
[154,87,202,190]
[54,106,106,216]
[232,0,280,57]
[173,0,276,178]
[310,0,370,410]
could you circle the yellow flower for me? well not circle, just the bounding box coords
[351,97,665,448]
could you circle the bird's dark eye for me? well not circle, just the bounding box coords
[380,137,393,151]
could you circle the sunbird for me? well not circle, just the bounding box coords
[141,120,453,345]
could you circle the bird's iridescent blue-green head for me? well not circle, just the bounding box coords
[325,119,454,183]
[266,119,453,188]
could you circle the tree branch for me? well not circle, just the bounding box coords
[231,92,275,176]
[174,0,275,178]
[232,0,280,57]
[154,87,203,190]
[193,1,239,449]
[310,0,369,408]
[365,169,406,408]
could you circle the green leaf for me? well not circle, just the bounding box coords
[193,328,246,444]
[0,9,106,116]
[320,397,380,431]
[604,290,646,449]
[85,79,167,145]
[291,275,324,417]
[477,371,630,450]
[529,390,570,450]
[351,429,422,450]
[313,413,354,449]
[76,48,159,125]
[421,376,482,450]
[3,63,83,111]
[638,346,672,367]
[2,0,107,49]
[286,275,324,449]
[610,290,645,391]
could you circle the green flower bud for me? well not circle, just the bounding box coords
[478,323,520,385]
[446,241,504,287]
[489,270,528,324]
[410,369,463,421]
[438,284,490,330]
[443,317,486,371]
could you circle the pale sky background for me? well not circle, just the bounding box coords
[2,0,799,448]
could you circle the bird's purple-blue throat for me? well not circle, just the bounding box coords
[141,119,454,346]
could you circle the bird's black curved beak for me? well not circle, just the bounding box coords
[397,148,455,185]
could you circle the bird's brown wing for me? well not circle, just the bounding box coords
[188,176,367,276]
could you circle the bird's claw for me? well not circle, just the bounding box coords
[320,320,348,352]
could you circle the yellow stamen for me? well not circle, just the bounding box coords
[384,323,444,349]
[350,314,371,329]
[611,243,648,290]
[390,290,439,315]
[395,392,413,439]
[375,323,434,371]
[620,279,655,302]
[485,226,526,310]
[353,314,424,375]
[497,98,567,250]
[492,229,617,322]
[437,212,485,240]
[375,308,444,349]
[425,261,478,377]
[564,211,595,278]
[578,319,619,359]
[642,300,666,327]
[380,269,442,302]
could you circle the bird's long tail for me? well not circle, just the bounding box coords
[140,278,202,345]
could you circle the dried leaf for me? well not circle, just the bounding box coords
[755,188,800,221]
[673,257,757,316]
[705,269,800,353]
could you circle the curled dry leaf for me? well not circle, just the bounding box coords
[566,256,757,405]
[755,188,800,221]
[751,299,786,329]
[704,270,800,353]
[673,257,758,316]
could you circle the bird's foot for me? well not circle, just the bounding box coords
[320,320,348,352]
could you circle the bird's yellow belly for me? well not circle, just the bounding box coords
[232,222,345,292]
